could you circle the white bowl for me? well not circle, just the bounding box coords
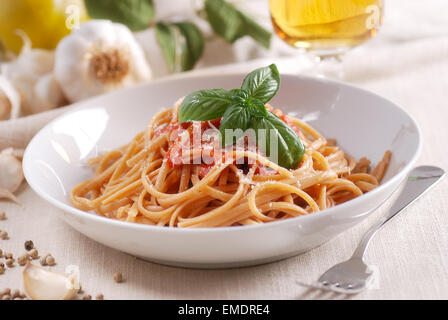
[23,73,422,268]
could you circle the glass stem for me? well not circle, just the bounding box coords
[313,54,345,79]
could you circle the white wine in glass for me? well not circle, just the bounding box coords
[269,0,384,76]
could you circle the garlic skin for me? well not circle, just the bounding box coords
[54,20,153,103]
[23,262,78,300]
[0,147,24,205]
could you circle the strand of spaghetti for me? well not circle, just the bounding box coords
[127,134,167,167]
[178,166,247,228]
[101,181,143,205]
[137,190,177,221]
[318,185,327,210]
[238,218,261,225]
[248,182,319,222]
[372,150,391,182]
[311,149,330,171]
[346,173,379,185]
[290,117,324,140]
[179,165,191,192]
[72,156,121,196]
[94,150,123,175]
[326,180,363,197]
[354,181,377,192]
[109,140,138,183]
[211,191,293,227]
[218,167,229,186]
[258,202,309,216]
[228,150,293,178]
[142,162,229,203]
[186,191,287,228]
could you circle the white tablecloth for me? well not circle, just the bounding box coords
[1,0,447,299]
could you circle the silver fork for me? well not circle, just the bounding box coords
[297,165,445,294]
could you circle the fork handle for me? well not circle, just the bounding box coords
[351,166,445,260]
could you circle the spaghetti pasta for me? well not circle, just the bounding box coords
[70,101,391,228]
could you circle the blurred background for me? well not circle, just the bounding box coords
[0,0,447,121]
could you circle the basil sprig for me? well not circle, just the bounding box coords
[178,64,305,169]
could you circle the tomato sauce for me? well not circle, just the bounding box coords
[162,108,302,176]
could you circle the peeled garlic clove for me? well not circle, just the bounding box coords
[0,151,23,193]
[0,75,21,120]
[23,262,78,300]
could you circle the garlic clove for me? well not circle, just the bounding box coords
[28,73,67,115]
[11,30,55,77]
[23,262,78,300]
[1,147,25,160]
[0,151,23,193]
[0,188,22,206]
[0,75,21,120]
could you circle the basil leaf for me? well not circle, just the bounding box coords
[229,88,250,102]
[204,0,245,43]
[251,111,305,169]
[229,90,267,117]
[246,97,268,117]
[155,22,177,73]
[241,64,280,104]
[204,0,271,48]
[220,104,252,146]
[84,0,154,31]
[174,22,205,71]
[155,22,204,73]
[240,12,271,49]
[179,89,234,122]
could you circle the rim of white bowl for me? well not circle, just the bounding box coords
[23,72,423,234]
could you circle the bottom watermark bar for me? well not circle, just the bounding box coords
[3,300,443,318]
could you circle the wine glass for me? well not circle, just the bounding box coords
[269,0,384,78]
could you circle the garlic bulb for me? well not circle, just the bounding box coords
[54,20,152,103]
[0,30,66,117]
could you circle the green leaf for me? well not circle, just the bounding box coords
[230,89,267,116]
[241,64,280,104]
[179,89,234,122]
[240,11,271,49]
[204,0,245,43]
[246,97,268,117]
[174,22,205,71]
[155,22,204,73]
[84,0,155,31]
[251,111,305,169]
[219,104,252,146]
[229,88,249,103]
[204,0,271,48]
[155,22,177,73]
